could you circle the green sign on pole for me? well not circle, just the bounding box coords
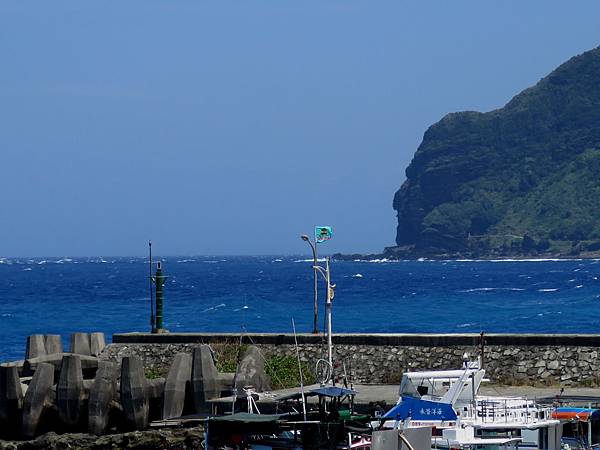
[315,226,333,244]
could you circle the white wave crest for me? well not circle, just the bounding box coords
[294,258,326,263]
[233,305,250,312]
[201,303,226,313]
[461,287,525,293]
[489,258,582,262]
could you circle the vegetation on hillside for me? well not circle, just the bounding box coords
[392,46,600,258]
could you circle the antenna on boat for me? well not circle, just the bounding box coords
[149,240,155,333]
[292,318,307,421]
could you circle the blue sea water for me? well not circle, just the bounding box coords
[1,256,600,362]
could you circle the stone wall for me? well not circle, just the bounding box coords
[102,333,600,386]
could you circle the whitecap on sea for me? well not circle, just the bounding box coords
[460,287,525,293]
[234,305,250,312]
[294,258,326,263]
[201,303,226,313]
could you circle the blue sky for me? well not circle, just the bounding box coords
[1,1,599,256]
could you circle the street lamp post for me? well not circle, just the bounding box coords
[314,257,335,379]
[300,234,319,334]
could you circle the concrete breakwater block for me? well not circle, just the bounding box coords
[233,345,272,394]
[120,356,149,430]
[22,362,54,439]
[0,364,24,428]
[57,355,84,428]
[25,335,47,360]
[44,335,63,355]
[146,378,166,422]
[88,361,117,435]
[90,332,106,356]
[218,372,235,388]
[23,353,99,377]
[2,361,24,377]
[146,378,165,400]
[70,333,91,356]
[191,345,220,413]
[162,353,192,419]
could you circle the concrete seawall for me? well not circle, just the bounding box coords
[108,333,600,386]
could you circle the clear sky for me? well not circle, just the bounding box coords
[1,1,599,256]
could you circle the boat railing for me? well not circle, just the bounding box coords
[459,398,554,425]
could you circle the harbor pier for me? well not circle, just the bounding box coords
[3,331,600,445]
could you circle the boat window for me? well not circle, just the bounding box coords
[417,386,429,396]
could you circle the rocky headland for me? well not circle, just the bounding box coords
[343,46,600,260]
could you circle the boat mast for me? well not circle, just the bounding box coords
[292,318,307,421]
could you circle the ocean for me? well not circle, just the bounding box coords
[1,256,599,362]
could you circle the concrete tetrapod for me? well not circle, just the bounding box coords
[232,345,272,395]
[25,335,47,360]
[56,355,84,428]
[22,362,54,439]
[44,335,63,355]
[70,332,91,356]
[90,332,106,356]
[120,356,149,430]
[162,352,192,419]
[23,353,99,377]
[88,361,117,435]
[0,364,24,430]
[191,345,221,413]
[146,378,165,400]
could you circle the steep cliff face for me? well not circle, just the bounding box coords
[391,46,600,257]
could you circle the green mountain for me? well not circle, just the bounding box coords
[390,46,600,258]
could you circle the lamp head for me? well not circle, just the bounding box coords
[300,235,309,241]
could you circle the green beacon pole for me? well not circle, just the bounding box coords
[153,261,168,333]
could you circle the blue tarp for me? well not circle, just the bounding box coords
[310,386,357,398]
[383,396,457,421]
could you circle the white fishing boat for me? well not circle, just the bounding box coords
[379,357,562,450]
